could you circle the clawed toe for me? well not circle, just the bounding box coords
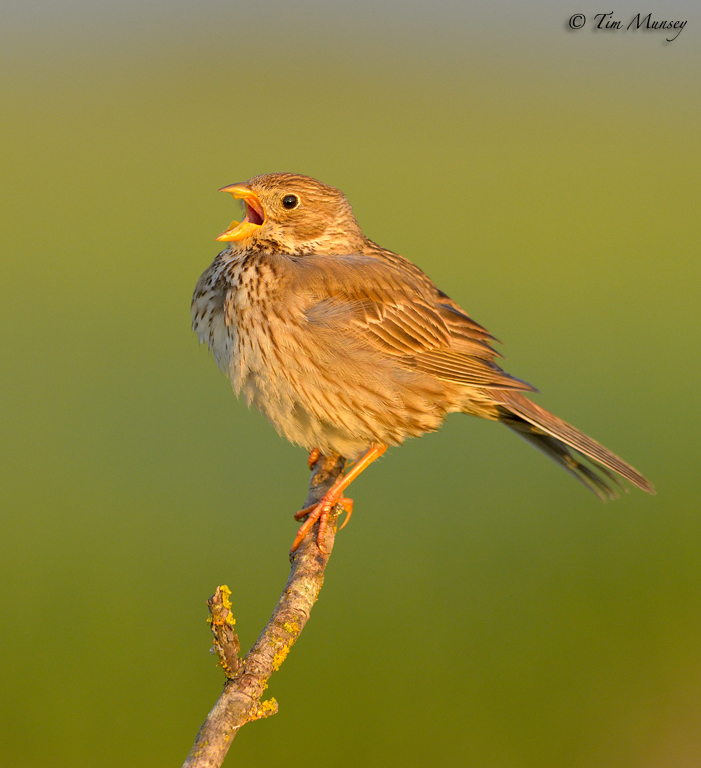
[290,494,353,553]
[290,445,387,553]
[294,504,314,522]
[337,498,353,531]
[307,448,321,471]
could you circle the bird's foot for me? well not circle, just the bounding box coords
[307,447,321,471]
[291,492,353,553]
[291,444,386,554]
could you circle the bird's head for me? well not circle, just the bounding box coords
[215,173,364,254]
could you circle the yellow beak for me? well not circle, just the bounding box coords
[216,183,266,241]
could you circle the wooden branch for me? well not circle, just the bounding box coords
[182,452,346,768]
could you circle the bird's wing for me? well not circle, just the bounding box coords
[294,253,535,392]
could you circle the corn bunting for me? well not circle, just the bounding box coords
[192,173,654,551]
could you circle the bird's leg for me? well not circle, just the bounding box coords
[291,444,387,552]
[307,447,321,471]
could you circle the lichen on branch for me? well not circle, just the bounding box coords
[182,452,346,768]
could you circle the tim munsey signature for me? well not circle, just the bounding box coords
[568,12,687,42]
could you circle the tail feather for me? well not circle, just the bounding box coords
[492,391,655,496]
[506,423,624,500]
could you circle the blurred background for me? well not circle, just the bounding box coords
[1,1,700,766]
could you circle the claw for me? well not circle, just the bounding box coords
[337,498,353,531]
[290,495,353,553]
[307,448,321,471]
[290,444,387,553]
[290,495,333,553]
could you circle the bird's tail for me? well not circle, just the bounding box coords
[491,390,655,499]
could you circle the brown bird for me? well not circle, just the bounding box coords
[192,173,654,551]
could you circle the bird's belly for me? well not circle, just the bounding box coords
[203,280,460,457]
[227,319,369,457]
[236,330,460,459]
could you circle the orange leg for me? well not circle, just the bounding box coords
[291,444,387,553]
[307,447,321,471]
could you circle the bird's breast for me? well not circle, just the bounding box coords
[212,256,291,400]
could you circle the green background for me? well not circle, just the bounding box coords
[1,2,700,765]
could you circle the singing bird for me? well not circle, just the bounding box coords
[192,173,654,551]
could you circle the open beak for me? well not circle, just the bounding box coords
[216,183,266,241]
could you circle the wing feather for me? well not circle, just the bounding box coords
[294,252,535,393]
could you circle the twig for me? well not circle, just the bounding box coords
[182,452,346,768]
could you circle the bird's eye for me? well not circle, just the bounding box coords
[282,194,299,210]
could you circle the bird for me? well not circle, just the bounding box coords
[192,173,654,552]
